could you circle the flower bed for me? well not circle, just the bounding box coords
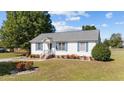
[16,61,34,72]
[30,54,40,58]
[0,61,35,76]
[56,54,80,59]
[55,54,93,61]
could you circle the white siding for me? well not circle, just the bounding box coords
[31,43,47,55]
[55,42,96,56]
[31,42,96,56]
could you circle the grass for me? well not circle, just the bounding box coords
[0,53,22,59]
[0,49,124,80]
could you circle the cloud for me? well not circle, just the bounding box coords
[97,23,108,28]
[49,11,90,18]
[105,12,112,19]
[101,23,108,27]
[91,24,95,26]
[115,21,124,25]
[66,16,80,21]
[53,21,66,26]
[49,11,90,22]
[52,21,81,32]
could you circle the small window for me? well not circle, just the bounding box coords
[78,42,86,51]
[36,43,43,51]
[56,42,67,51]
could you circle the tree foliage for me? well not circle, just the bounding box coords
[109,33,122,48]
[82,25,97,31]
[0,11,55,49]
[103,39,110,47]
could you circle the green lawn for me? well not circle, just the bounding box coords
[0,49,124,80]
[0,53,22,59]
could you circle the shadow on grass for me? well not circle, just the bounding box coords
[102,58,115,62]
[0,62,16,76]
[0,62,39,76]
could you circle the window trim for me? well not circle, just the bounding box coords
[77,42,88,52]
[36,43,43,51]
[56,42,67,51]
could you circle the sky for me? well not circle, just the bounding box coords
[0,11,124,41]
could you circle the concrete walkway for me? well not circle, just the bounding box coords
[0,57,25,62]
[0,58,15,62]
[0,57,45,62]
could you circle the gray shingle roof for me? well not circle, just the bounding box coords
[30,30,100,43]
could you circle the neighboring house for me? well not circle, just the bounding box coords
[30,30,101,57]
[122,39,124,47]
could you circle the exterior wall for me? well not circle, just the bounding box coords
[31,42,56,55]
[31,41,96,56]
[55,42,96,56]
[31,43,47,55]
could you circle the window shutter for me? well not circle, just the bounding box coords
[41,43,43,50]
[36,43,38,51]
[86,42,88,52]
[65,42,68,51]
[77,42,79,52]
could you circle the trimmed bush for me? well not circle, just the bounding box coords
[92,43,111,61]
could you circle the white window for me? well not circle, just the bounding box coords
[56,42,67,51]
[36,43,43,51]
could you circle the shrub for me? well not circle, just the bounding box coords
[92,43,111,61]
[0,62,16,76]
[16,61,34,71]
[46,54,55,59]
[75,55,80,59]
[16,62,25,71]
[64,54,80,59]
[70,54,75,59]
[61,55,65,58]
[66,55,70,59]
[25,61,34,70]
[30,54,40,58]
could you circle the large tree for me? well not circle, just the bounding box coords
[103,39,110,47]
[109,33,123,48]
[0,11,55,49]
[82,25,97,31]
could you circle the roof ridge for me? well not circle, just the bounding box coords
[39,30,99,35]
[30,30,100,43]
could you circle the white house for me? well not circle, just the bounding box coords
[30,30,101,57]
